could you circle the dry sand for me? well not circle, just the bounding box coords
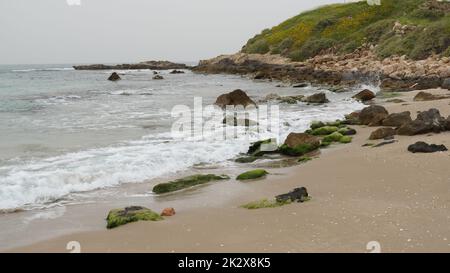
[8,89,450,253]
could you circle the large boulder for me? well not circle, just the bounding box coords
[382,111,412,127]
[413,91,449,101]
[408,142,448,153]
[369,127,396,140]
[442,78,450,90]
[352,89,375,102]
[108,72,121,81]
[303,92,329,104]
[397,108,446,135]
[359,105,389,126]
[284,133,321,149]
[215,89,257,109]
[280,133,320,156]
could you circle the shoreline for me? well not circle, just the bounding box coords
[7,88,450,253]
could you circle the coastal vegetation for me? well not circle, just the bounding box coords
[152,174,230,194]
[243,0,450,61]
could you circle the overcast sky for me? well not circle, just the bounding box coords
[0,0,341,64]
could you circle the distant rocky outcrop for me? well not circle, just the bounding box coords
[74,61,190,70]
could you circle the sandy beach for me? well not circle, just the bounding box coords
[8,88,450,253]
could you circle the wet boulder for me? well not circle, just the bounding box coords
[152,174,230,194]
[161,207,176,216]
[215,89,257,109]
[303,92,329,104]
[236,169,269,181]
[247,138,278,156]
[170,70,185,74]
[108,72,121,81]
[352,89,375,102]
[279,133,320,156]
[413,91,448,101]
[153,75,164,80]
[398,108,446,135]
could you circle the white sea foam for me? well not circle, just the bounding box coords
[0,97,363,211]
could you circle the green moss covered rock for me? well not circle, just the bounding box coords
[310,121,325,130]
[279,143,318,156]
[247,138,278,156]
[311,126,339,135]
[298,156,313,163]
[236,169,269,180]
[323,132,344,143]
[339,135,353,143]
[153,174,230,194]
[106,206,163,229]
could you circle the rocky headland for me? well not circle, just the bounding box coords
[74,60,190,70]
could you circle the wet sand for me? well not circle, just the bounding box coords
[8,89,450,253]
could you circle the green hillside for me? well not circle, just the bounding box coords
[242,0,450,61]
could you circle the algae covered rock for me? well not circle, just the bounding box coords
[279,132,320,156]
[339,135,352,143]
[311,126,339,135]
[241,198,291,209]
[236,169,269,181]
[323,132,344,143]
[235,156,259,163]
[152,174,230,194]
[106,206,163,229]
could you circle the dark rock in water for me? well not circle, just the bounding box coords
[106,206,163,229]
[352,89,375,102]
[247,138,278,156]
[215,89,257,109]
[170,69,185,74]
[398,108,446,135]
[278,95,304,104]
[293,83,308,88]
[152,174,230,194]
[276,187,309,203]
[408,141,448,153]
[413,91,449,101]
[253,71,268,79]
[153,71,158,75]
[338,127,357,136]
[153,75,164,80]
[304,92,329,104]
[74,60,190,70]
[369,127,396,140]
[223,116,258,127]
[382,111,412,127]
[359,105,389,126]
[108,72,121,81]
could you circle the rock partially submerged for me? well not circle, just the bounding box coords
[236,169,268,180]
[247,138,278,157]
[108,72,121,81]
[280,133,320,156]
[153,75,164,80]
[276,187,309,203]
[352,89,375,102]
[170,70,185,74]
[408,142,448,153]
[152,174,230,194]
[215,89,257,109]
[106,206,163,229]
[304,92,329,104]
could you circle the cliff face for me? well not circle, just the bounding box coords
[242,0,450,61]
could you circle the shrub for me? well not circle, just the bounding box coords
[245,39,270,54]
[289,38,336,61]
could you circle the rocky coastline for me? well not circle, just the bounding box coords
[73,60,190,70]
[193,50,450,92]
